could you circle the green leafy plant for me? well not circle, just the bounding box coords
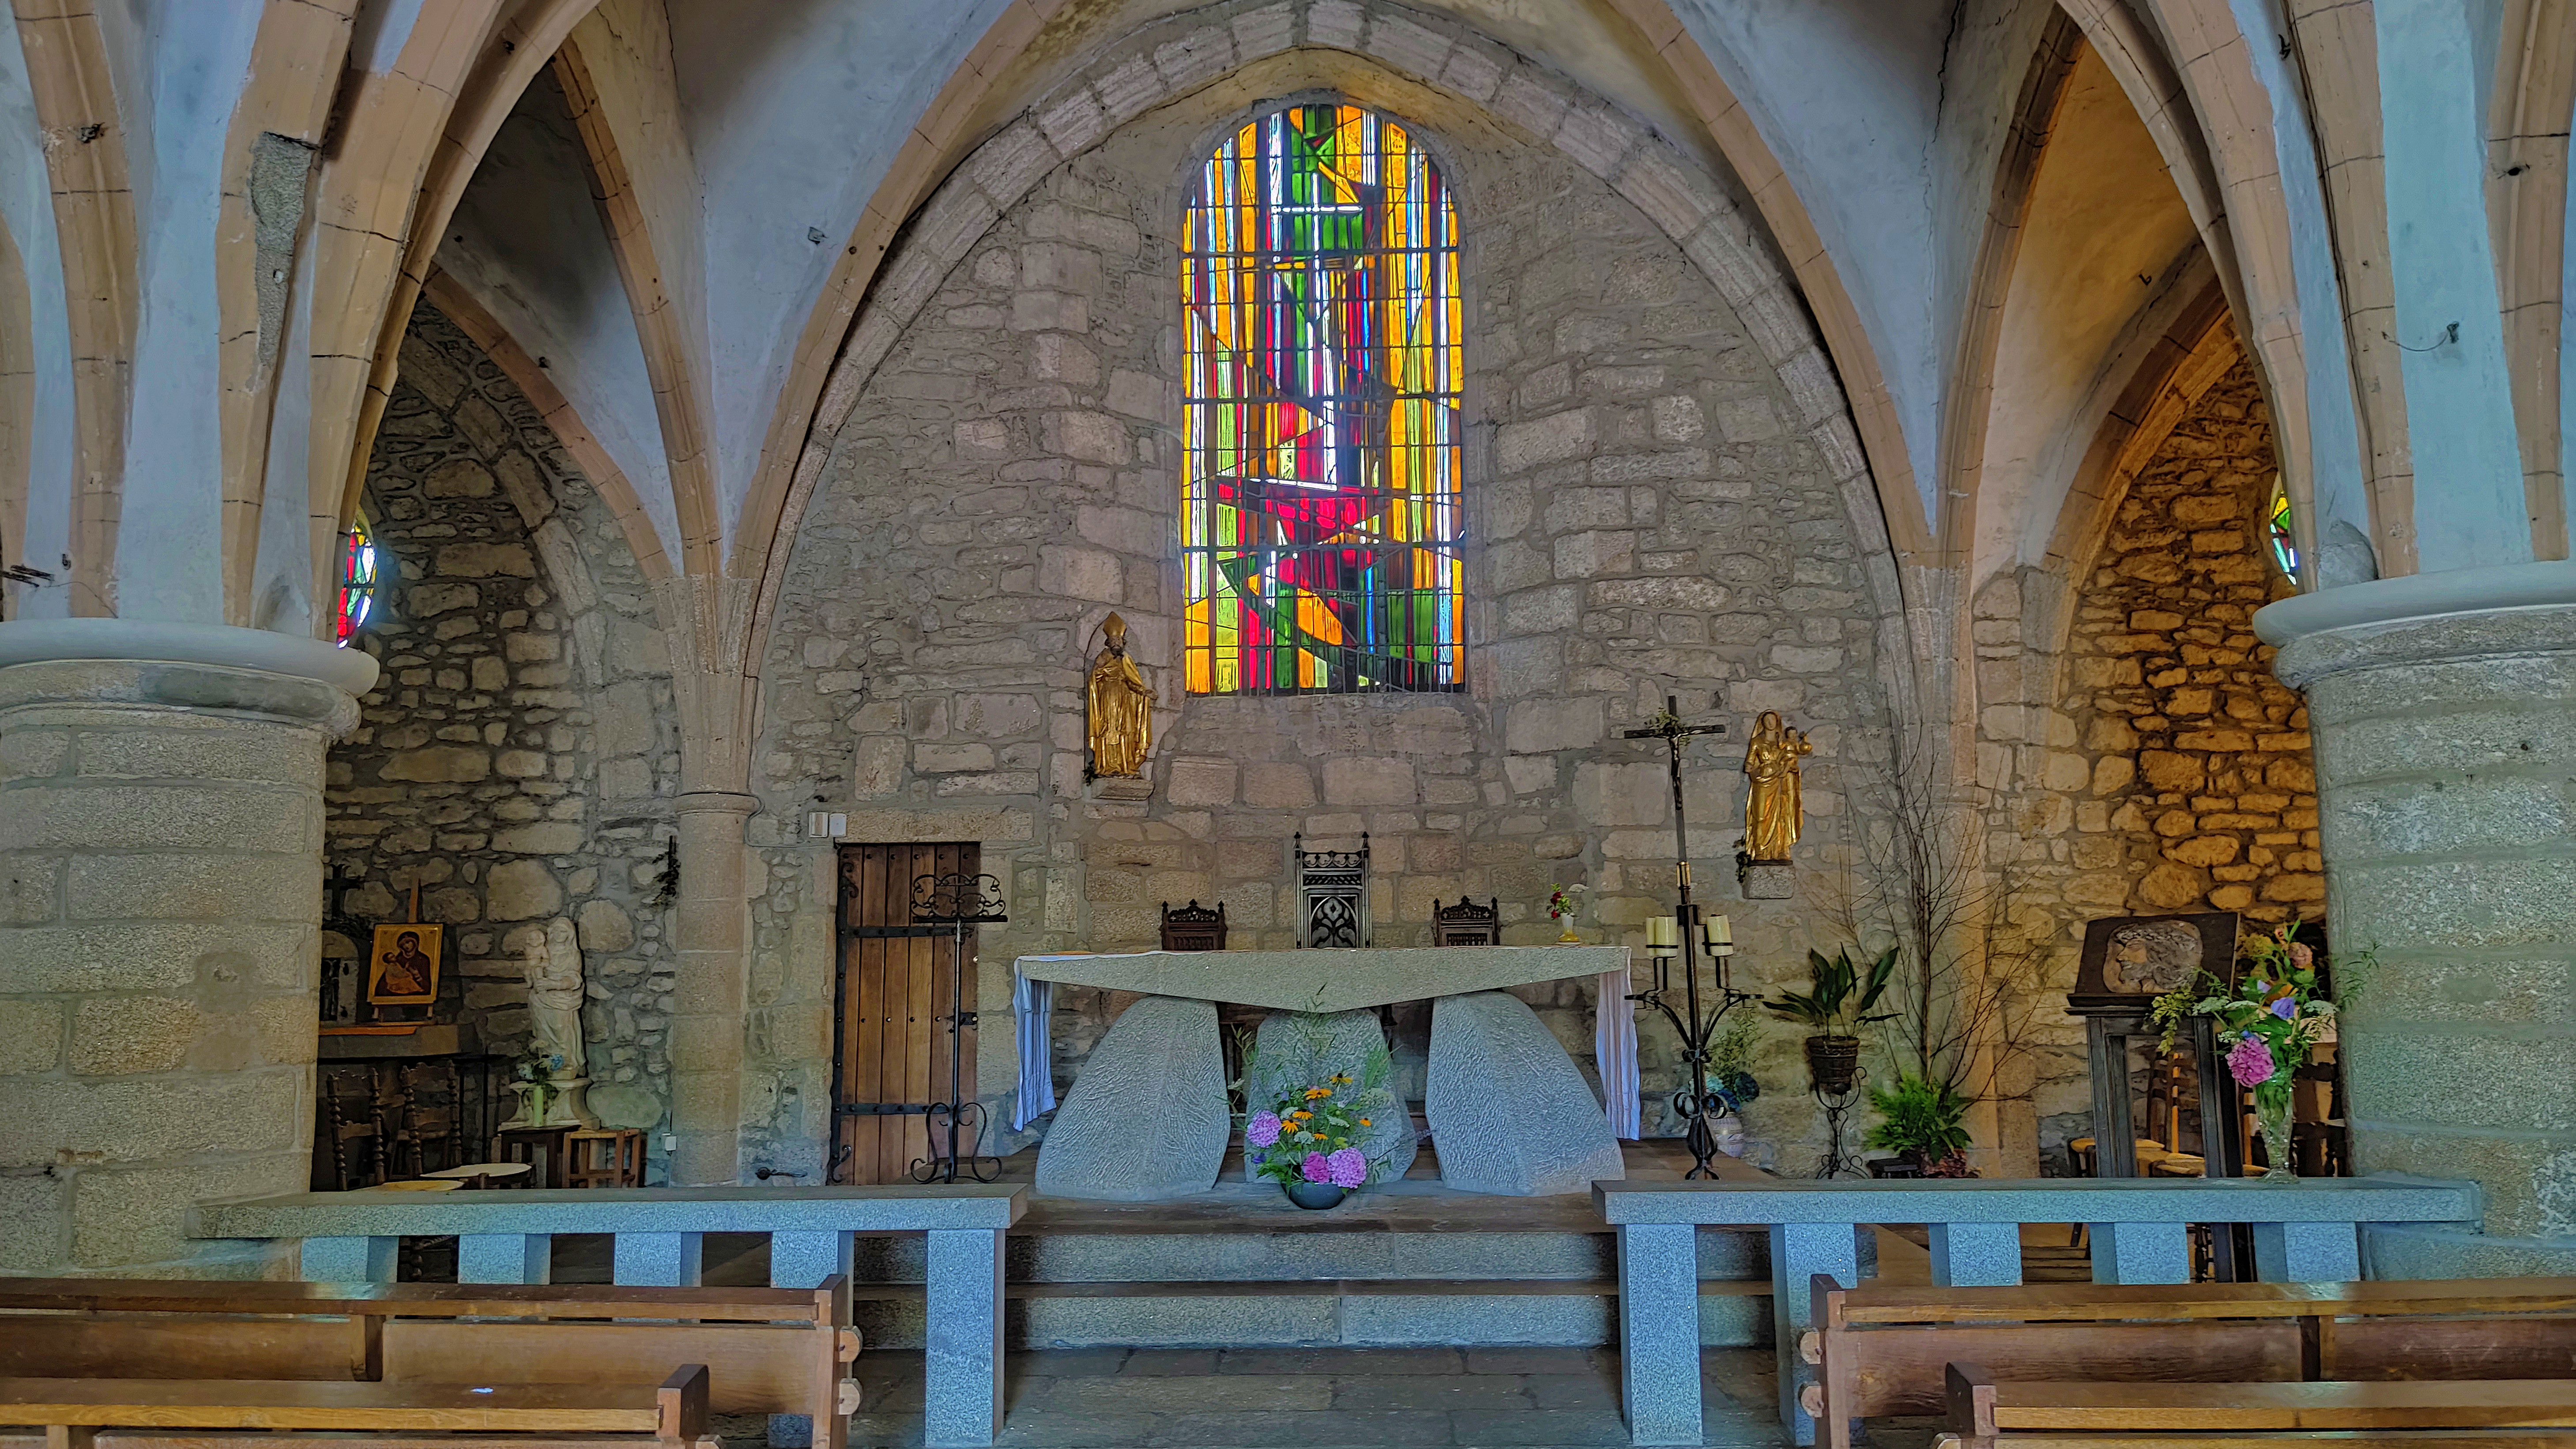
[1763,947,1898,1038]
[1703,1011,1763,1108]
[1862,1073,1973,1172]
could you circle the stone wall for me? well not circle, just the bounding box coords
[1976,354,2322,1171]
[328,301,683,1156]
[2060,361,2317,924]
[742,13,1907,1180]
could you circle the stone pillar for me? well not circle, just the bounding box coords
[669,790,755,1184]
[2261,564,2576,1276]
[0,621,371,1276]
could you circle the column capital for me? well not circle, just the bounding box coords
[2255,560,2576,688]
[0,618,379,696]
[674,790,761,819]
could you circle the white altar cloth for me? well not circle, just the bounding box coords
[1010,946,1639,1138]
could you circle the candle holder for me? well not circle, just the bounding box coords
[906,871,1007,1185]
[1621,695,1755,1179]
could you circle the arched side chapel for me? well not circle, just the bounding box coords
[741,12,1912,1180]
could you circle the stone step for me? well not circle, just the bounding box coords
[852,1222,1765,1285]
[848,1277,1771,1351]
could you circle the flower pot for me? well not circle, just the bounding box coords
[1282,1180,1347,1210]
[1804,1035,1862,1095]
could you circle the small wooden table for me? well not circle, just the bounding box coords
[492,1127,573,1189]
[377,1179,460,1192]
[422,1162,533,1190]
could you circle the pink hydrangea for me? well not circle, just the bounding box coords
[1300,1152,1333,1184]
[2227,1033,2276,1088]
[1245,1112,1281,1148]
[1325,1147,1368,1189]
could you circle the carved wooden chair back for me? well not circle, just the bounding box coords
[1292,831,1370,948]
[1430,896,1501,947]
[1160,900,1228,952]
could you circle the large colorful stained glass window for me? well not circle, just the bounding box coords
[1180,104,1465,695]
[336,517,379,645]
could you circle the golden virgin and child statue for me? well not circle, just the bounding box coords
[1085,612,1153,778]
[1740,710,1812,862]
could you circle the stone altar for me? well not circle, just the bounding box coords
[1015,946,1638,1197]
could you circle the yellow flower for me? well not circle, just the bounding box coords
[1358,1118,1372,1127]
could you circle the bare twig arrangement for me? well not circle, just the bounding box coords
[1830,713,2049,1110]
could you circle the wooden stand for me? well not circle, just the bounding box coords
[565,1129,646,1188]
[493,1126,575,1189]
[2077,1011,2241,1181]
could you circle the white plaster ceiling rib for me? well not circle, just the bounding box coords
[299,1,513,634]
[215,0,360,633]
[551,1,722,576]
[10,0,137,621]
[1968,37,2207,597]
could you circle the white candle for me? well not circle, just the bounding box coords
[1646,916,1676,947]
[1703,913,1732,948]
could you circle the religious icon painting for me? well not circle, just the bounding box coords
[367,923,443,1006]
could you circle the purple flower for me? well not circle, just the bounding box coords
[2227,1034,2276,1088]
[2269,997,2297,1020]
[1301,1153,1333,1184]
[1325,1147,1368,1189]
[1246,1112,1281,1148]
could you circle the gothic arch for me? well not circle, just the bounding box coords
[757,0,1912,709]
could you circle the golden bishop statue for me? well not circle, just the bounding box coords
[1740,710,1812,862]
[1086,612,1152,778]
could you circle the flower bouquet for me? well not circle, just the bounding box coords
[1246,1071,1384,1208]
[1549,884,1587,943]
[2151,920,2356,1179]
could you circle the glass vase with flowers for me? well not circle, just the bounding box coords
[2152,919,2362,1180]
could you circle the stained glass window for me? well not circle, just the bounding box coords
[1180,104,1465,694]
[2264,474,2298,580]
[337,516,378,645]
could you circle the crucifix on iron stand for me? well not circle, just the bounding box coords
[908,870,1008,1184]
[1622,693,1753,1179]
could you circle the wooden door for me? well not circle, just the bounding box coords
[832,842,979,1184]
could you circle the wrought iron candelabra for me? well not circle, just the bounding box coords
[908,870,1007,1184]
[1621,694,1755,1179]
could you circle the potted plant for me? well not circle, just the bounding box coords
[1244,1056,1396,1209]
[1763,947,1897,1094]
[1704,1010,1762,1114]
[2152,919,2361,1179]
[1862,1073,1974,1176]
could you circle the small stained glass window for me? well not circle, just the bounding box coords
[1179,103,1465,694]
[2264,474,2298,581]
[337,517,378,645]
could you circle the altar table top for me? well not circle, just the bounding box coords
[1013,944,1630,1013]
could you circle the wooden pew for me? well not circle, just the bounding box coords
[1939,1361,2576,1446]
[1,1363,715,1449]
[1800,1276,2576,1449]
[0,1279,860,1449]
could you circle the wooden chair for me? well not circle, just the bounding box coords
[1159,900,1228,952]
[0,1363,716,1449]
[0,1276,860,1449]
[1292,831,1369,948]
[1802,1275,2576,1449]
[1430,897,1499,947]
[1940,1361,2576,1447]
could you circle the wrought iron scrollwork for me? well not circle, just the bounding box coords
[907,871,1006,1184]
